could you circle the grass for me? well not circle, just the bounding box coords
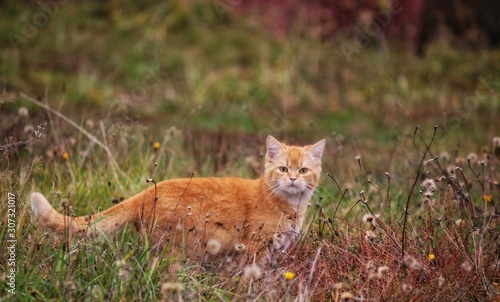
[1,1,500,301]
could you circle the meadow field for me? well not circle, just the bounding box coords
[1,1,499,301]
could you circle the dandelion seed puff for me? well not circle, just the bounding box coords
[243,263,262,280]
[115,260,126,267]
[455,219,464,227]
[206,238,221,256]
[175,223,183,231]
[361,213,380,227]
[18,107,29,118]
[362,213,374,224]
[461,261,473,272]
[493,137,500,148]
[467,152,478,164]
[340,292,354,300]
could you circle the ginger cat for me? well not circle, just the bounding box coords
[31,136,325,264]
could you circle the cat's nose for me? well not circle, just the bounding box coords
[289,178,296,182]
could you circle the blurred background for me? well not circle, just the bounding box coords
[1,0,499,175]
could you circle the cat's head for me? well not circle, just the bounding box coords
[264,136,326,198]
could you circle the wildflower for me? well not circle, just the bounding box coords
[206,238,221,256]
[115,260,126,267]
[243,263,262,280]
[483,194,493,202]
[18,107,29,118]
[340,292,354,300]
[62,152,69,160]
[153,141,161,150]
[283,271,296,280]
[428,254,436,261]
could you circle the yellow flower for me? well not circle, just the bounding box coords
[428,253,436,261]
[482,195,492,202]
[153,141,161,150]
[283,271,296,280]
[62,152,69,160]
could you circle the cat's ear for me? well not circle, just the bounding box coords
[308,139,326,161]
[266,136,283,161]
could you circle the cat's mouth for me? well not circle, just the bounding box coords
[285,184,302,194]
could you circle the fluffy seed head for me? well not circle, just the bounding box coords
[244,263,262,280]
[206,238,221,256]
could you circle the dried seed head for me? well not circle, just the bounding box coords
[234,243,246,253]
[440,151,450,162]
[206,238,221,256]
[18,107,29,118]
[467,152,478,164]
[244,263,262,280]
[461,261,473,272]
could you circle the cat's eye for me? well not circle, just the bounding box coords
[298,168,309,174]
[279,166,289,173]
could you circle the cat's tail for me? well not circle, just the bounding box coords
[30,192,137,236]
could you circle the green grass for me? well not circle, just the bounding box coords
[1,1,500,301]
